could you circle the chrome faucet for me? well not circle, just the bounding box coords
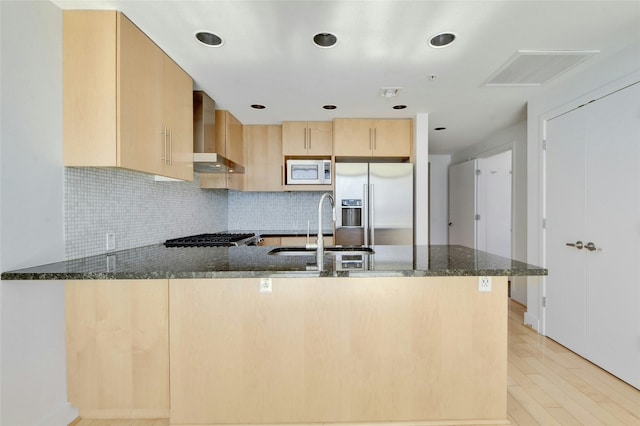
[306,192,336,270]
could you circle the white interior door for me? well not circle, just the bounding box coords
[583,83,640,388]
[477,150,512,258]
[545,106,588,357]
[545,82,640,388]
[448,159,477,248]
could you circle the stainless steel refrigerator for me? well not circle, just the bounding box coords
[334,163,413,247]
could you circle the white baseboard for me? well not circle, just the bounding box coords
[524,312,539,332]
[37,402,78,426]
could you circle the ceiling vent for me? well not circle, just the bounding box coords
[484,50,598,86]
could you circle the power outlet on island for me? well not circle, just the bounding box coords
[478,276,492,292]
[259,278,272,294]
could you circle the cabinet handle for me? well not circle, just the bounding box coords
[308,128,312,151]
[373,128,377,150]
[161,128,167,163]
[304,128,307,150]
[281,165,284,186]
[369,128,372,150]
[168,129,173,166]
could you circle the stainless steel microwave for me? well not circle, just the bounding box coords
[286,159,332,185]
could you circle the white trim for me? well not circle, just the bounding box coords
[36,402,78,426]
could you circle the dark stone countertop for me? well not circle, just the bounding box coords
[1,244,546,280]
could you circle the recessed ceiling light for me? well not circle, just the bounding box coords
[313,32,337,48]
[251,104,266,110]
[434,127,447,131]
[322,105,337,110]
[429,32,456,48]
[392,105,407,110]
[195,31,223,47]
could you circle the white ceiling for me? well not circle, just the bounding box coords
[51,0,640,155]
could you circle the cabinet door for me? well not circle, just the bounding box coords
[118,13,164,176]
[244,125,283,191]
[282,121,309,156]
[161,56,193,181]
[63,11,118,166]
[373,119,411,157]
[333,119,372,156]
[226,111,244,166]
[66,280,169,417]
[307,121,333,155]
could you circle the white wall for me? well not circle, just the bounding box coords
[527,42,640,332]
[428,155,450,245]
[0,1,77,424]
[451,120,528,305]
[414,113,429,245]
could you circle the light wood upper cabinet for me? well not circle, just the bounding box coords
[161,55,194,180]
[63,11,193,181]
[282,121,332,156]
[333,119,412,158]
[200,110,244,191]
[243,125,283,192]
[215,110,244,166]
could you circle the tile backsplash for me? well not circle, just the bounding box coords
[64,168,334,260]
[228,191,335,233]
[64,168,227,260]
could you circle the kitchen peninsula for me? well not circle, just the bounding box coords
[2,244,545,425]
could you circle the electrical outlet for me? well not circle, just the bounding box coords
[259,278,272,293]
[478,276,492,292]
[106,233,115,252]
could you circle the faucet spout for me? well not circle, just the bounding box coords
[312,192,335,271]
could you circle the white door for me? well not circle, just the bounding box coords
[448,159,477,248]
[545,107,588,357]
[545,82,640,388]
[583,83,640,388]
[477,150,512,258]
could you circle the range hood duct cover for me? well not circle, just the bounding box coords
[192,91,244,173]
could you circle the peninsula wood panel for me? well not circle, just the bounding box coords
[66,280,169,418]
[169,276,508,424]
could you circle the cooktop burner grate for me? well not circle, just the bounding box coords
[164,233,257,247]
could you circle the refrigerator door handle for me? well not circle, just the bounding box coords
[370,183,375,247]
[363,183,369,246]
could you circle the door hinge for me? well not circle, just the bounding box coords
[542,218,547,229]
[475,169,481,175]
[475,214,481,221]
[543,139,547,150]
[542,297,546,308]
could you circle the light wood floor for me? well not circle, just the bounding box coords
[72,300,640,426]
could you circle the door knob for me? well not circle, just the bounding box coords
[566,241,583,249]
[585,242,597,251]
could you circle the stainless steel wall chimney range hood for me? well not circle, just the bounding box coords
[193,91,244,174]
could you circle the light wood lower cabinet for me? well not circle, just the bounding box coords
[169,276,508,424]
[65,280,169,418]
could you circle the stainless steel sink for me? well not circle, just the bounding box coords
[268,246,375,257]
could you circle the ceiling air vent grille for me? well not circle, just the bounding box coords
[485,50,598,87]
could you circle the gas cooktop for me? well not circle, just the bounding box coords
[164,233,258,247]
